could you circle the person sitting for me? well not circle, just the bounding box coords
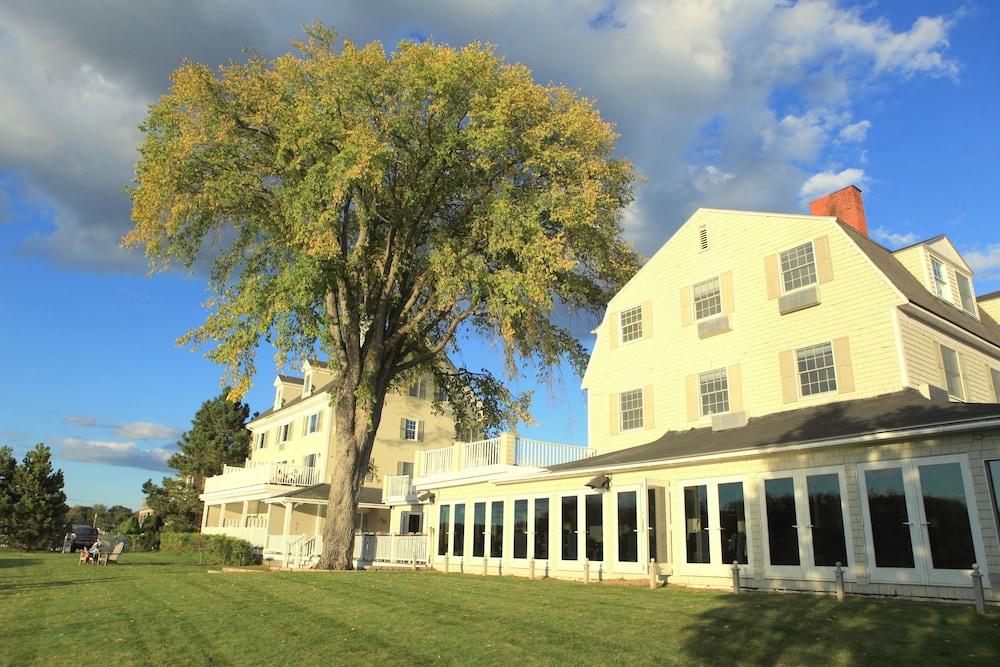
[87,538,102,564]
[78,548,90,564]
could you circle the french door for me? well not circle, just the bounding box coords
[759,467,852,580]
[859,456,986,586]
[675,477,750,576]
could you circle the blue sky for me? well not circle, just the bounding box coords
[0,1,998,508]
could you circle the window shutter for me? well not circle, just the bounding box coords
[420,381,429,400]
[642,300,654,339]
[608,393,619,435]
[316,411,322,430]
[302,416,309,433]
[679,287,693,327]
[720,271,735,315]
[399,418,407,440]
[833,337,855,393]
[764,255,780,299]
[814,236,833,283]
[608,312,619,350]
[728,364,744,412]
[936,345,947,389]
[417,421,425,441]
[643,385,655,430]
[779,350,798,403]
[685,375,698,421]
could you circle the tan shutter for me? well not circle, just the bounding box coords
[936,344,947,389]
[417,421,425,441]
[316,411,322,430]
[814,236,833,283]
[608,393,619,435]
[608,312,619,350]
[833,337,855,394]
[685,375,699,421]
[643,385,655,430]
[957,351,971,399]
[642,300,653,339]
[764,255,780,299]
[720,271,735,315]
[679,287,693,327]
[728,364,744,412]
[779,350,798,403]
[399,418,407,440]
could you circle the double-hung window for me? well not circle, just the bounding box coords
[692,277,722,321]
[619,389,644,431]
[278,423,291,443]
[255,432,267,450]
[698,368,729,416]
[796,342,837,396]
[619,305,643,344]
[940,345,964,399]
[303,453,317,468]
[306,412,321,435]
[403,418,419,441]
[931,258,949,300]
[779,242,817,292]
[955,272,976,315]
[408,379,427,398]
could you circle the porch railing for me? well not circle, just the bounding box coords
[463,437,503,468]
[415,434,594,478]
[514,438,598,467]
[383,474,417,503]
[204,462,320,494]
[419,446,454,476]
[353,533,428,565]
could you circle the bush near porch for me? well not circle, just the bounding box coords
[158,532,255,565]
[1,550,998,666]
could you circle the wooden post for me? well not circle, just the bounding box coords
[529,558,535,580]
[482,556,488,576]
[411,553,417,572]
[583,559,590,584]
[834,562,845,602]
[972,564,985,615]
[731,561,740,594]
[648,558,657,589]
[443,554,449,574]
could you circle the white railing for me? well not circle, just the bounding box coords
[383,474,416,502]
[245,515,268,528]
[204,463,320,493]
[419,446,454,476]
[203,525,268,548]
[514,438,595,467]
[353,533,428,565]
[463,437,503,468]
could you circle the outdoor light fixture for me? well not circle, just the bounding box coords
[417,491,436,503]
[584,474,610,490]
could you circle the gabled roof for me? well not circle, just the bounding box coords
[548,389,1000,473]
[978,290,1000,303]
[839,223,1000,348]
[249,380,334,424]
[276,374,304,385]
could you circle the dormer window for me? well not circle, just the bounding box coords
[955,272,977,315]
[931,258,949,301]
[303,373,313,395]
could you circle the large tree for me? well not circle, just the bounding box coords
[126,25,640,568]
[11,444,68,550]
[0,446,17,538]
[168,388,251,490]
[140,477,201,533]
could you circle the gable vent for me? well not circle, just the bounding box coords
[699,225,709,251]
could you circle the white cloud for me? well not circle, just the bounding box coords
[0,1,962,262]
[65,415,98,426]
[799,168,868,201]
[56,438,174,471]
[872,226,919,248]
[964,245,1000,280]
[114,422,183,441]
[839,120,872,143]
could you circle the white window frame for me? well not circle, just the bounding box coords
[698,368,730,417]
[796,341,838,398]
[278,423,291,444]
[757,466,854,582]
[930,255,951,302]
[303,373,313,395]
[303,453,317,469]
[954,270,977,316]
[619,388,644,432]
[939,344,965,400]
[618,304,644,345]
[857,455,988,587]
[255,431,267,450]
[692,276,723,322]
[403,418,419,441]
[778,241,818,294]
[408,379,427,398]
[673,475,753,578]
[306,411,321,435]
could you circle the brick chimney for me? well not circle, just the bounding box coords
[809,185,867,236]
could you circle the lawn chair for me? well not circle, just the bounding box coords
[98,542,125,565]
[78,549,91,565]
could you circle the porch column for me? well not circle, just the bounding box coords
[282,501,295,537]
[241,500,249,529]
[201,502,210,530]
[217,503,226,528]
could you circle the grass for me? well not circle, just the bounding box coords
[1,551,998,666]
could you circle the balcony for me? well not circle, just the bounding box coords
[383,474,418,504]
[203,462,321,495]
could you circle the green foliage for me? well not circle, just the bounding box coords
[64,504,92,527]
[10,444,68,550]
[167,388,251,489]
[159,531,255,565]
[0,445,17,538]
[141,477,201,533]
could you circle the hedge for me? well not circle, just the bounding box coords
[159,532,257,565]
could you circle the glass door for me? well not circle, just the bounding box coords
[860,456,985,586]
[676,478,750,576]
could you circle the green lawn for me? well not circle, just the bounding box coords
[1,551,998,666]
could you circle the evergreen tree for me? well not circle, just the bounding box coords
[0,446,18,538]
[141,477,201,533]
[167,388,251,490]
[11,444,68,550]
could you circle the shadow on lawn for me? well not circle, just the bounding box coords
[0,577,134,593]
[677,592,993,665]
[0,557,41,568]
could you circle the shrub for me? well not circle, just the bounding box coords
[159,531,256,565]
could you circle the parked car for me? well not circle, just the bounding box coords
[68,525,99,552]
